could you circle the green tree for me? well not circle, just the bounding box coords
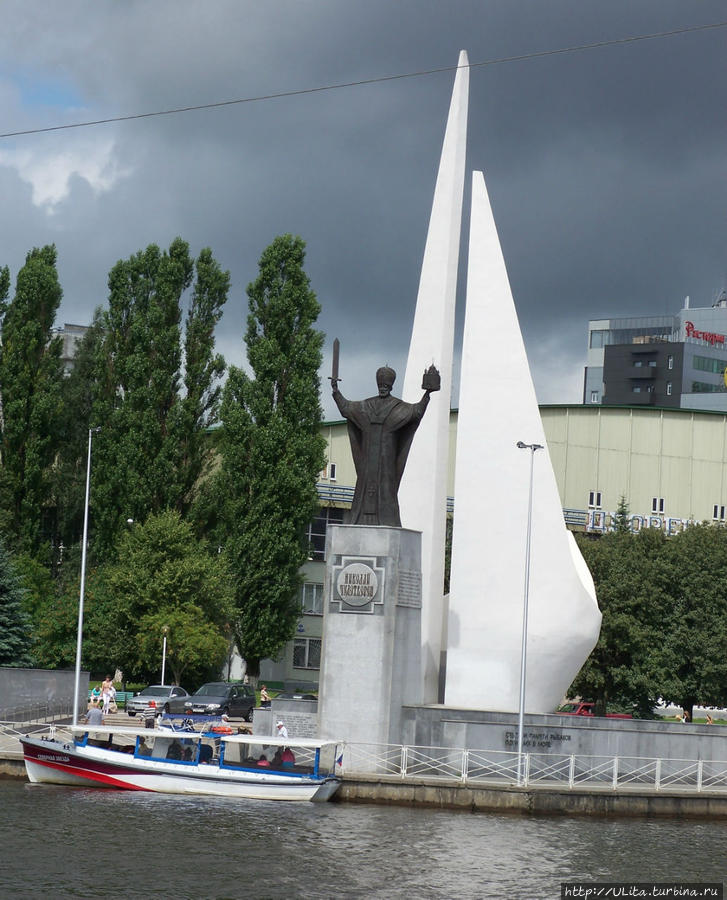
[90,239,228,556]
[135,606,228,688]
[52,312,106,558]
[571,529,669,716]
[0,246,64,553]
[0,541,33,666]
[217,234,325,674]
[655,524,727,719]
[613,494,631,535]
[89,510,234,683]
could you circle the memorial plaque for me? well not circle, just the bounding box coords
[397,570,422,608]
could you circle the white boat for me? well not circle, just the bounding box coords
[21,723,342,802]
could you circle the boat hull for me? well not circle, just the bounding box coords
[21,736,339,802]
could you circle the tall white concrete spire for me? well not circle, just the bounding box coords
[444,171,601,713]
[399,50,469,703]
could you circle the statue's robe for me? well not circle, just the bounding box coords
[333,390,429,527]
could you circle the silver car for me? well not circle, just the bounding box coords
[126,685,189,717]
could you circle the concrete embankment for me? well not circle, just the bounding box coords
[336,774,727,819]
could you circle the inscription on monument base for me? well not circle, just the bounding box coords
[397,570,422,608]
[503,730,572,750]
[330,556,386,614]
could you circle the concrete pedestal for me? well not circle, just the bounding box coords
[318,525,422,748]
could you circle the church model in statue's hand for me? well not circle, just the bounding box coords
[330,339,440,528]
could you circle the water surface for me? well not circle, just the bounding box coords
[2,781,724,898]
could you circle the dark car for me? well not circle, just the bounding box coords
[126,685,189,717]
[168,682,256,721]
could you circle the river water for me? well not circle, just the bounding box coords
[1,781,725,899]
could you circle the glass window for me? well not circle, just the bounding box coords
[329,463,337,480]
[588,491,602,509]
[693,355,727,375]
[293,638,322,670]
[589,391,599,403]
[301,582,324,615]
[668,355,674,370]
[652,498,665,514]
[691,381,726,393]
[589,330,608,349]
[666,382,672,396]
[305,507,345,561]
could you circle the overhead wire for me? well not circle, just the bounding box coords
[1,20,725,140]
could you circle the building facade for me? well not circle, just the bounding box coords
[584,295,727,411]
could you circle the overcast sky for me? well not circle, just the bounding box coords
[1,2,725,419]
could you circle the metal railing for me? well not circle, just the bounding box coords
[0,699,76,724]
[340,742,727,792]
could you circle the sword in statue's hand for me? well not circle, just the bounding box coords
[329,338,341,391]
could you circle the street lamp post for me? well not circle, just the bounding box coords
[72,427,101,727]
[515,440,543,785]
[161,626,169,686]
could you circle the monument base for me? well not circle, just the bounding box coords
[318,525,422,749]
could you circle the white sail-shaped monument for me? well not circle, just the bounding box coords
[444,171,601,713]
[399,50,469,704]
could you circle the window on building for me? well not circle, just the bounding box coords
[666,382,672,396]
[305,507,345,561]
[293,637,321,670]
[300,582,324,615]
[588,491,602,509]
[667,355,674,370]
[713,505,726,522]
[691,381,727,393]
[652,497,665,514]
[589,390,599,403]
[328,462,337,481]
[693,355,727,375]
[589,330,608,349]
[632,386,642,393]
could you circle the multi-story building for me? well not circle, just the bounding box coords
[584,294,727,411]
[53,323,88,374]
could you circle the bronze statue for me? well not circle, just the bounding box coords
[331,339,440,527]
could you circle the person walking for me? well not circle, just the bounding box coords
[101,675,114,715]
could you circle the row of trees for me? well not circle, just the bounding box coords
[571,517,727,719]
[0,235,325,682]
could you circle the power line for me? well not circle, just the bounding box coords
[1,20,725,140]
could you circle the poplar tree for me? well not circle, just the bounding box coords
[218,234,325,674]
[90,239,228,555]
[0,246,64,553]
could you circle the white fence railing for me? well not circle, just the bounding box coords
[340,743,727,792]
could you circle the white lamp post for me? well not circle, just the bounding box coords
[161,625,169,686]
[515,440,543,785]
[72,426,101,726]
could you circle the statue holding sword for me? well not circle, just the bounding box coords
[330,338,440,528]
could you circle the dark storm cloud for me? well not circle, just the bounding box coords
[1,1,725,416]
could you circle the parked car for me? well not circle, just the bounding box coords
[558,701,632,719]
[168,682,256,721]
[126,685,190,717]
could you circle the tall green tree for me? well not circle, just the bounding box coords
[217,234,325,674]
[0,541,33,666]
[53,312,105,557]
[0,246,64,553]
[89,239,229,555]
